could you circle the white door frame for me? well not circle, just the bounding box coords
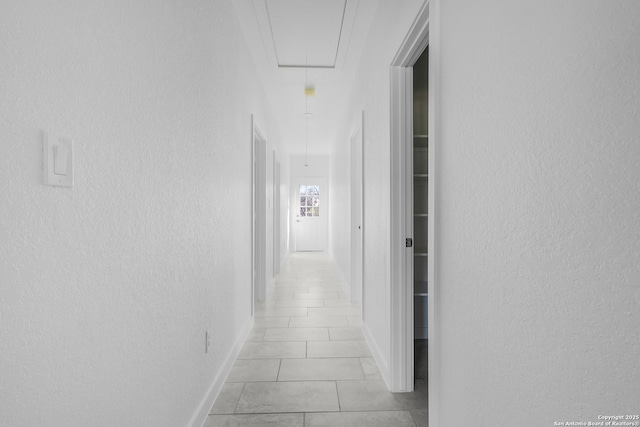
[252,116,267,307]
[389,0,437,407]
[274,159,281,274]
[350,112,365,305]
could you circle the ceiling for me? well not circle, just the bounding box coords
[267,0,346,68]
[233,0,378,156]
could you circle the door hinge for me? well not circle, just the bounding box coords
[405,238,413,248]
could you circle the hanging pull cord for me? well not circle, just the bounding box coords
[304,54,309,167]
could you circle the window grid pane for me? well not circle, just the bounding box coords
[299,185,320,217]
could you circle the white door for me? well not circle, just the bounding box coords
[350,120,364,304]
[294,182,326,251]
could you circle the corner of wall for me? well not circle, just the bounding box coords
[362,321,390,388]
[188,317,254,427]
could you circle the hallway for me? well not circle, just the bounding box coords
[204,252,428,427]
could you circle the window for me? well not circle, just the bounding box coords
[299,185,320,217]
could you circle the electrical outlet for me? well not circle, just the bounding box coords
[205,331,212,353]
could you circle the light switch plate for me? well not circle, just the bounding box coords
[43,131,73,187]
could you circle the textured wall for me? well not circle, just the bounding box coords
[436,0,640,424]
[328,131,351,284]
[330,0,426,382]
[0,1,278,426]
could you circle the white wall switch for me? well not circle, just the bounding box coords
[53,145,68,175]
[43,131,73,187]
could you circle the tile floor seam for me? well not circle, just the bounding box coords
[334,380,342,412]
[232,382,247,414]
[358,357,366,378]
[276,358,283,381]
[207,253,427,426]
[409,409,420,426]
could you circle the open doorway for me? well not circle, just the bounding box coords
[413,47,429,382]
[389,0,432,396]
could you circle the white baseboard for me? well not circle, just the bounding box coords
[279,250,289,273]
[266,277,274,296]
[361,321,391,390]
[188,316,254,427]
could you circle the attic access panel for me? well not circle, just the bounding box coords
[266,0,347,68]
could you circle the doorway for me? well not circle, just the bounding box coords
[389,0,432,394]
[412,47,429,382]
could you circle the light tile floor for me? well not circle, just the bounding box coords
[205,252,428,427]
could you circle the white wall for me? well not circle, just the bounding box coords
[330,0,426,382]
[262,146,288,290]
[265,147,275,288]
[279,157,290,266]
[328,133,351,284]
[434,0,640,425]
[333,1,640,423]
[0,1,282,426]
